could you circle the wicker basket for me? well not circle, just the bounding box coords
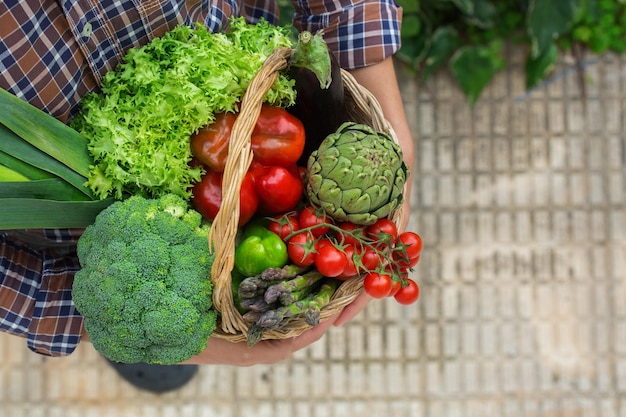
[208,47,404,343]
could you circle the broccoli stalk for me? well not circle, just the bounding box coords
[72,194,217,365]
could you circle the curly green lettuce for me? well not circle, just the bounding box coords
[71,17,296,200]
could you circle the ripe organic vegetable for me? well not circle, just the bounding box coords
[394,279,420,305]
[287,231,317,267]
[72,194,217,365]
[268,213,300,240]
[234,220,289,277]
[287,31,350,166]
[190,112,236,172]
[363,272,393,299]
[192,169,258,226]
[314,244,347,277]
[250,105,306,167]
[253,165,303,215]
[71,18,297,200]
[306,122,409,225]
[191,105,305,172]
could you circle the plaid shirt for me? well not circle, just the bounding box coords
[0,0,402,357]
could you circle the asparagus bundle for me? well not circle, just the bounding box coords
[235,264,340,346]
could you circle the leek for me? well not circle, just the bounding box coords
[0,165,29,182]
[0,124,94,199]
[0,178,91,201]
[0,149,54,180]
[0,88,91,178]
[0,198,115,229]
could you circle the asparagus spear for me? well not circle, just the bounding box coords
[304,279,339,326]
[264,270,324,304]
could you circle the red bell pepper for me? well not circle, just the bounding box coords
[189,106,305,172]
[252,163,303,215]
[189,112,237,172]
[250,105,305,167]
[191,169,258,226]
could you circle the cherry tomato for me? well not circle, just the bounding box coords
[315,244,347,277]
[394,279,420,305]
[388,278,402,297]
[397,231,423,260]
[393,248,421,268]
[366,218,398,248]
[315,238,332,252]
[394,253,420,268]
[287,231,317,267]
[268,213,300,241]
[359,246,382,272]
[299,206,330,237]
[363,272,393,298]
[192,169,258,226]
[337,245,358,280]
[253,165,303,215]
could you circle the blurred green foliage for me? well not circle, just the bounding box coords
[272,0,626,105]
[395,0,626,105]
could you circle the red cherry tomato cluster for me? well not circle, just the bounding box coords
[268,206,422,305]
[190,106,306,226]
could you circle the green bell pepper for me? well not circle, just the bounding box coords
[234,220,289,277]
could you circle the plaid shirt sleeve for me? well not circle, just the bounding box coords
[290,0,403,69]
[0,230,84,357]
[242,0,403,69]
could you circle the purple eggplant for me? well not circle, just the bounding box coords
[288,31,350,166]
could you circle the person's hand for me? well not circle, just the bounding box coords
[181,290,372,365]
[181,311,340,365]
[333,290,372,327]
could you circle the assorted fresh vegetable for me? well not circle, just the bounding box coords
[265,206,422,300]
[233,204,423,345]
[70,17,297,200]
[234,220,289,277]
[2,19,423,360]
[72,194,217,365]
[0,89,114,229]
[190,104,306,224]
[306,122,409,225]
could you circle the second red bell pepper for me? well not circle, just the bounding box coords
[190,105,306,171]
[250,105,306,167]
[191,169,259,226]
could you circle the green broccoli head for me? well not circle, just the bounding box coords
[72,194,217,365]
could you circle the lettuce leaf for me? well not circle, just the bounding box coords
[71,18,296,200]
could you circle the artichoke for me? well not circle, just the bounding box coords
[306,122,408,225]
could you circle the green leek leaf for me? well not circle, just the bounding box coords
[0,178,91,201]
[0,198,115,229]
[0,124,95,199]
[0,88,92,178]
[0,150,54,180]
[0,164,30,182]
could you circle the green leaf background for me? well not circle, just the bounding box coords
[394,0,626,104]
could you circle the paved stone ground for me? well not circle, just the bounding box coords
[1,47,625,417]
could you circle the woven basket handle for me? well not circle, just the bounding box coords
[208,47,293,334]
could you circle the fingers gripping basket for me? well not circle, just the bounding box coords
[209,47,404,342]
